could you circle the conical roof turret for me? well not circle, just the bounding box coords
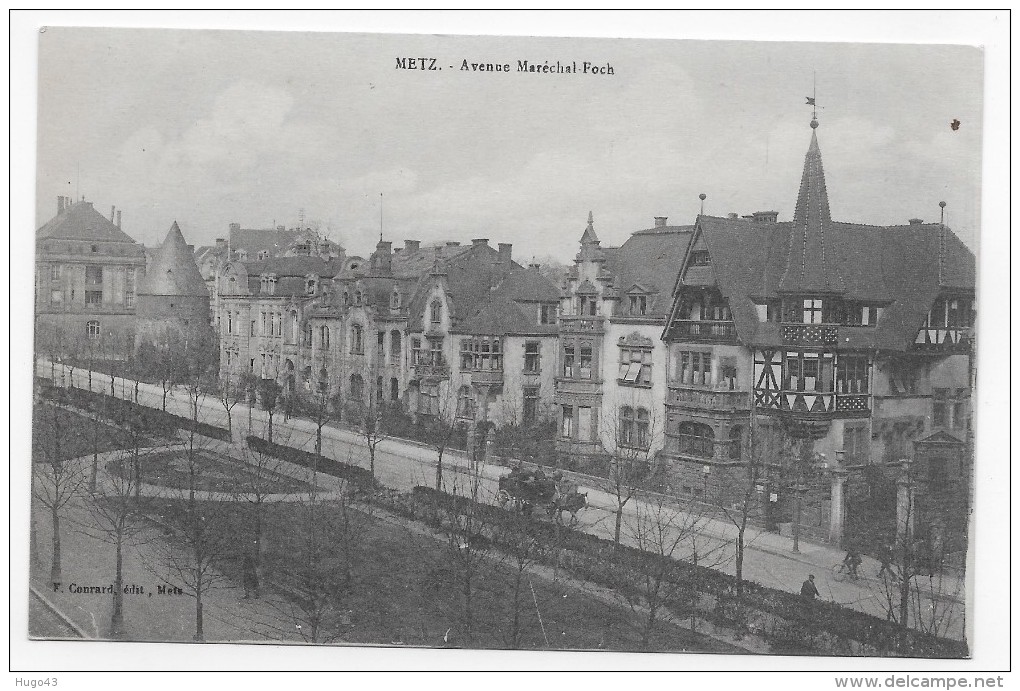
[138,221,209,297]
[779,120,844,294]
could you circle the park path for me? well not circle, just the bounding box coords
[37,360,967,640]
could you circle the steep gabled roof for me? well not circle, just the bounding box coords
[604,224,694,319]
[138,222,209,297]
[37,200,138,244]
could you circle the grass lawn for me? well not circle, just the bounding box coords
[146,496,743,653]
[32,403,157,464]
[107,449,315,494]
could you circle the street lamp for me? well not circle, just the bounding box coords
[702,464,711,501]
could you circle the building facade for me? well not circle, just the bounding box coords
[35,196,147,354]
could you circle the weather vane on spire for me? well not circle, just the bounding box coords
[805,72,822,128]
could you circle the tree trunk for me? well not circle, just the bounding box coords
[435,449,444,491]
[268,412,274,443]
[110,534,125,639]
[49,505,61,583]
[735,527,745,597]
[194,579,205,641]
[614,504,624,549]
[162,386,168,411]
[134,380,139,404]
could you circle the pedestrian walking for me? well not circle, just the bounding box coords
[800,574,820,600]
[242,553,260,600]
[877,543,895,579]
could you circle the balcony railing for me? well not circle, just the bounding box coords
[412,360,450,381]
[667,385,751,411]
[470,367,504,387]
[754,388,870,417]
[781,323,838,346]
[668,320,737,342]
[664,433,740,462]
[913,327,973,352]
[559,315,605,333]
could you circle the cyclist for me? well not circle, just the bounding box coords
[842,547,863,580]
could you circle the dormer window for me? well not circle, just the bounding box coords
[690,250,711,266]
[341,290,350,306]
[430,300,442,324]
[539,304,557,325]
[629,294,648,316]
[237,250,248,261]
[260,274,277,295]
[257,250,270,260]
[391,290,401,310]
[305,275,318,295]
[579,295,597,316]
[354,290,363,306]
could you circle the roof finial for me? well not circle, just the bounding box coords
[699,193,707,215]
[806,71,820,129]
[938,201,947,286]
[587,210,594,228]
[380,192,384,243]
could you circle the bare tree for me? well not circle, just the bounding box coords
[214,373,242,441]
[360,389,386,483]
[32,403,88,584]
[598,403,662,550]
[421,383,462,491]
[492,504,541,649]
[258,378,283,444]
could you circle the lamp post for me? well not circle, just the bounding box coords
[702,464,711,502]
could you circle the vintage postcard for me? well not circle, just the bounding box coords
[19,17,999,674]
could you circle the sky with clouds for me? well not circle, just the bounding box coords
[35,27,983,261]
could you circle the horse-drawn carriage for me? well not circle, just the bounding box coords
[496,467,588,525]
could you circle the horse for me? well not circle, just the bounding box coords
[547,490,588,526]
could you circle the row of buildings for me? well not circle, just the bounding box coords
[35,115,975,550]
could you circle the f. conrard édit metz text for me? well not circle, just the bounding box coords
[395,58,615,75]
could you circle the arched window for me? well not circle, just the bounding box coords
[390,377,399,401]
[620,406,650,449]
[678,422,715,459]
[349,374,364,401]
[729,426,743,460]
[354,290,363,306]
[391,290,401,310]
[303,322,312,347]
[457,385,475,419]
[287,311,299,344]
[430,299,442,324]
[319,325,330,349]
[301,365,312,391]
[342,290,350,306]
[351,323,364,354]
[86,320,100,339]
[390,330,401,364]
[620,406,635,446]
[318,367,329,394]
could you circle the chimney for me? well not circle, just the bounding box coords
[229,222,241,233]
[529,262,541,271]
[110,205,116,222]
[498,242,512,264]
[446,241,461,247]
[471,238,489,247]
[57,196,65,214]
[393,247,403,255]
[373,240,393,274]
[116,210,122,228]
[752,210,779,224]
[404,239,421,252]
[654,216,667,228]
[215,238,227,249]
[908,218,924,226]
[727,212,739,219]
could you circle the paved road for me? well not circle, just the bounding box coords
[37,360,967,640]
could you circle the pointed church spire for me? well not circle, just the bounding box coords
[580,210,599,245]
[779,117,844,294]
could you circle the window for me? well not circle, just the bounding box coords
[675,350,711,387]
[430,300,442,324]
[351,324,364,354]
[391,291,401,310]
[260,274,277,295]
[319,326,330,349]
[342,291,350,307]
[419,384,439,416]
[124,268,135,308]
[305,277,318,295]
[561,405,574,438]
[258,250,270,260]
[785,352,833,392]
[540,304,557,325]
[802,298,823,324]
[618,347,652,386]
[460,339,474,371]
[90,244,98,253]
[390,331,402,365]
[49,264,62,281]
[524,341,541,373]
[579,344,593,379]
[428,338,443,367]
[677,422,715,459]
[933,388,968,429]
[86,320,100,339]
[720,357,737,390]
[843,424,869,464]
[457,385,475,419]
[226,312,233,334]
[578,406,593,441]
[390,377,399,401]
[562,343,575,377]
[836,356,869,394]
[411,337,423,365]
[354,290,363,306]
[85,290,103,305]
[728,426,742,460]
[523,387,539,424]
[250,320,256,337]
[50,290,63,304]
[620,406,650,449]
[579,295,597,316]
[303,323,312,347]
[629,294,648,316]
[349,374,364,401]
[690,250,711,266]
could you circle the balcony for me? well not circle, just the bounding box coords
[781,323,838,347]
[667,320,737,342]
[412,360,450,382]
[559,315,605,334]
[470,367,504,387]
[754,388,870,419]
[667,384,751,412]
[913,327,973,354]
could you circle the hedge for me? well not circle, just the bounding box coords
[400,486,967,659]
[244,435,376,491]
[39,384,232,442]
